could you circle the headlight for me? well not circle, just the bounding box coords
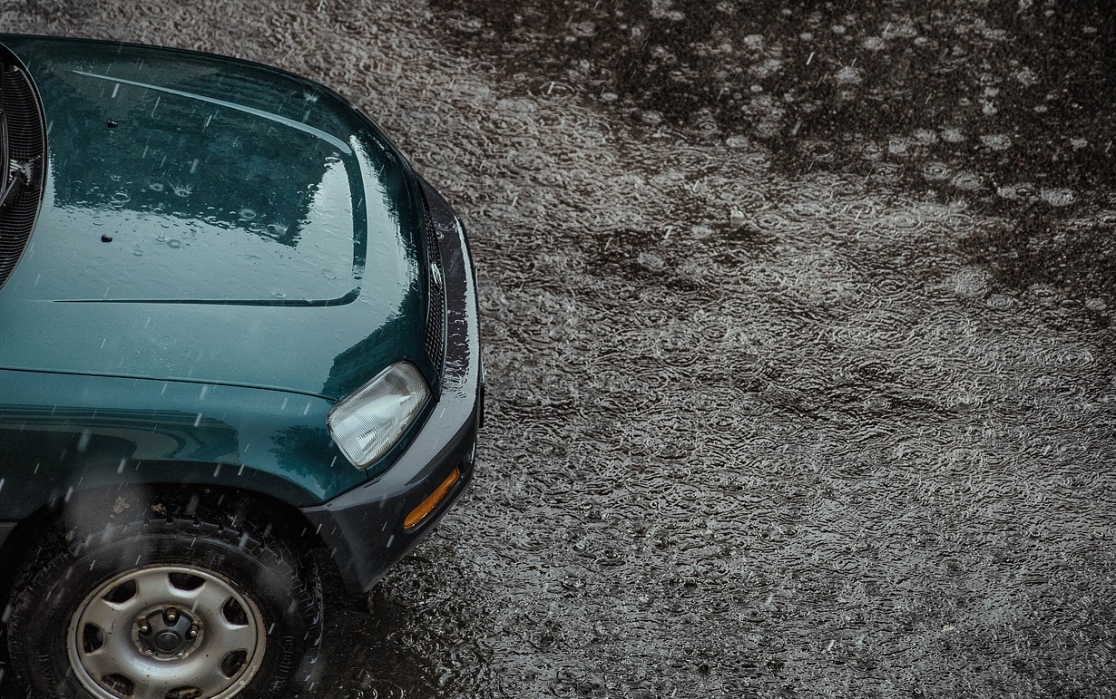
[328,362,431,469]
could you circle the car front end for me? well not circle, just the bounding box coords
[303,175,483,593]
[0,34,481,698]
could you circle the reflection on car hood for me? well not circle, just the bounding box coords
[0,36,430,400]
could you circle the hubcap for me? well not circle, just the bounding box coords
[136,606,200,658]
[68,566,266,699]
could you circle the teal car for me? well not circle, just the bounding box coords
[0,36,482,699]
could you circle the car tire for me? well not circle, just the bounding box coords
[5,512,322,699]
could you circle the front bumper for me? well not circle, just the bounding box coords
[301,179,482,594]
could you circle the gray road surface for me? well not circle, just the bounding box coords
[2,1,1114,697]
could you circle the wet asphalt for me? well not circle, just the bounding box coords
[1,1,1114,697]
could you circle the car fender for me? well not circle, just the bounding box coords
[0,369,364,520]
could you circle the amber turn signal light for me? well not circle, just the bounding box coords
[404,468,461,530]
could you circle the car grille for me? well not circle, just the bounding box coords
[423,201,446,373]
[0,65,44,292]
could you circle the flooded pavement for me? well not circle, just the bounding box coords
[2,1,1114,697]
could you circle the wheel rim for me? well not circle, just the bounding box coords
[67,565,266,699]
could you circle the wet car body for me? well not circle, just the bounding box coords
[0,35,481,698]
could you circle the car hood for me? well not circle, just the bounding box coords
[0,36,430,400]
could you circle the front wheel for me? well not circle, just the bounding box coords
[6,515,322,699]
